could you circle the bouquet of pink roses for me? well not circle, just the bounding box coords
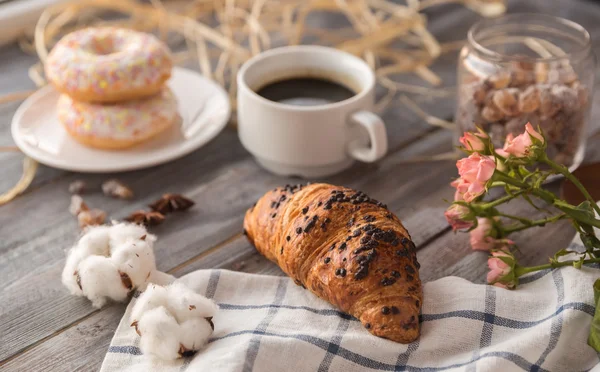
[446,123,600,290]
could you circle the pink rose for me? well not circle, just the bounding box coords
[444,204,474,231]
[469,218,496,251]
[494,148,510,159]
[459,131,487,152]
[525,122,544,142]
[487,250,517,289]
[453,187,464,201]
[451,177,484,203]
[452,153,496,202]
[502,123,544,158]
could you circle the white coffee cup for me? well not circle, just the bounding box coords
[237,45,388,178]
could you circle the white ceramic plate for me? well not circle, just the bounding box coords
[11,67,231,172]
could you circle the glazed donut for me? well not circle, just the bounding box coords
[57,88,178,150]
[46,27,172,103]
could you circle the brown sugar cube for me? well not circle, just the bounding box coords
[538,85,561,119]
[488,71,511,89]
[559,68,578,85]
[472,82,489,105]
[518,86,541,113]
[534,63,549,83]
[576,84,589,107]
[481,103,504,123]
[510,62,535,87]
[492,88,520,117]
[551,85,579,112]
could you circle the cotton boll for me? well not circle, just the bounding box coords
[178,318,213,353]
[77,225,111,257]
[62,226,111,296]
[78,255,130,308]
[131,284,170,324]
[62,247,88,296]
[62,222,165,307]
[111,240,157,288]
[166,282,219,322]
[108,223,155,253]
[137,306,181,361]
[129,282,219,360]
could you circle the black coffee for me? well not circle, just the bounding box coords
[255,77,356,106]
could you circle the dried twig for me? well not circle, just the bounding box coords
[0,90,37,105]
[0,157,38,206]
[399,95,455,129]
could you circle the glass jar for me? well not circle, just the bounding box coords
[456,14,595,170]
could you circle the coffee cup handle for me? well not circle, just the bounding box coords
[347,110,388,163]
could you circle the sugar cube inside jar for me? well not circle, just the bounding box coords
[456,14,595,170]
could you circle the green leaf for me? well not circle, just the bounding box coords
[588,279,600,351]
[550,249,571,264]
[550,249,585,265]
[556,200,596,223]
[573,256,584,269]
[577,201,595,216]
[581,233,600,252]
[581,223,596,235]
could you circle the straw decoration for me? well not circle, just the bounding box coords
[0,0,505,205]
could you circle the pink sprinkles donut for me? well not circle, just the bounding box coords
[57,88,178,149]
[46,27,172,102]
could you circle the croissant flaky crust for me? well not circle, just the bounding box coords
[243,183,422,343]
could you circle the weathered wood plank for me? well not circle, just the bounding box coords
[0,45,39,96]
[1,305,127,372]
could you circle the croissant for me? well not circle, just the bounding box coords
[243,183,422,343]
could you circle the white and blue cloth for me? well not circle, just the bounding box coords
[101,235,600,372]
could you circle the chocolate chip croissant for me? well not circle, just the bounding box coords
[243,183,422,343]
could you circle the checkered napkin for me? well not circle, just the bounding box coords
[101,241,600,372]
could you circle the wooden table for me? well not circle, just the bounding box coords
[2,1,600,370]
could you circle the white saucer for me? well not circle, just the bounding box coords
[11,67,231,173]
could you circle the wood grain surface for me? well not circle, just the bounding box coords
[2,1,600,370]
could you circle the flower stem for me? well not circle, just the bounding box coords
[480,191,525,209]
[515,257,600,276]
[501,213,567,234]
[497,212,536,224]
[529,187,557,205]
[539,155,600,215]
[493,171,530,189]
[493,171,556,204]
[488,181,507,188]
